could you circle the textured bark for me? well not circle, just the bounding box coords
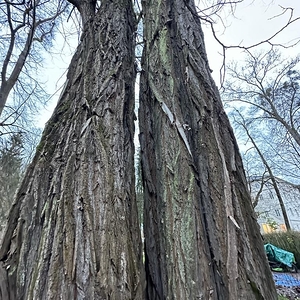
[139,1,277,299]
[0,1,144,299]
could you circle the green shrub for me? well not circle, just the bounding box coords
[277,296,289,300]
[263,231,300,269]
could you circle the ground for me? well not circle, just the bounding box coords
[274,272,300,299]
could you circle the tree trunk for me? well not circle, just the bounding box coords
[0,1,144,299]
[139,1,277,299]
[269,176,291,230]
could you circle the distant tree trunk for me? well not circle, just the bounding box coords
[270,175,291,230]
[0,1,144,299]
[139,1,277,299]
[241,122,291,230]
[251,172,270,208]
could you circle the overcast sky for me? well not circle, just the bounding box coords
[202,0,300,84]
[39,0,300,127]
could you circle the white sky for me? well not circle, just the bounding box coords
[202,0,300,84]
[38,0,300,127]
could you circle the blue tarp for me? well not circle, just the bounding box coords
[264,243,295,268]
[273,273,300,287]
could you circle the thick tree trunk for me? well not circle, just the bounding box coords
[0,1,144,299]
[139,1,277,299]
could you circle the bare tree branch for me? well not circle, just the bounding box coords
[0,0,70,117]
[192,2,300,86]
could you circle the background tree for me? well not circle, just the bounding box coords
[0,133,23,242]
[0,0,69,135]
[223,49,300,147]
[0,0,70,117]
[139,0,276,299]
[0,0,144,299]
[230,109,291,229]
[263,124,300,183]
[223,48,300,231]
[249,172,270,209]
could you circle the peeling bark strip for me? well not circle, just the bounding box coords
[139,0,277,299]
[0,1,144,299]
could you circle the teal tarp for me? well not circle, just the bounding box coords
[264,243,295,268]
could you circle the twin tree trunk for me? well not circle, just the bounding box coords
[0,0,277,299]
